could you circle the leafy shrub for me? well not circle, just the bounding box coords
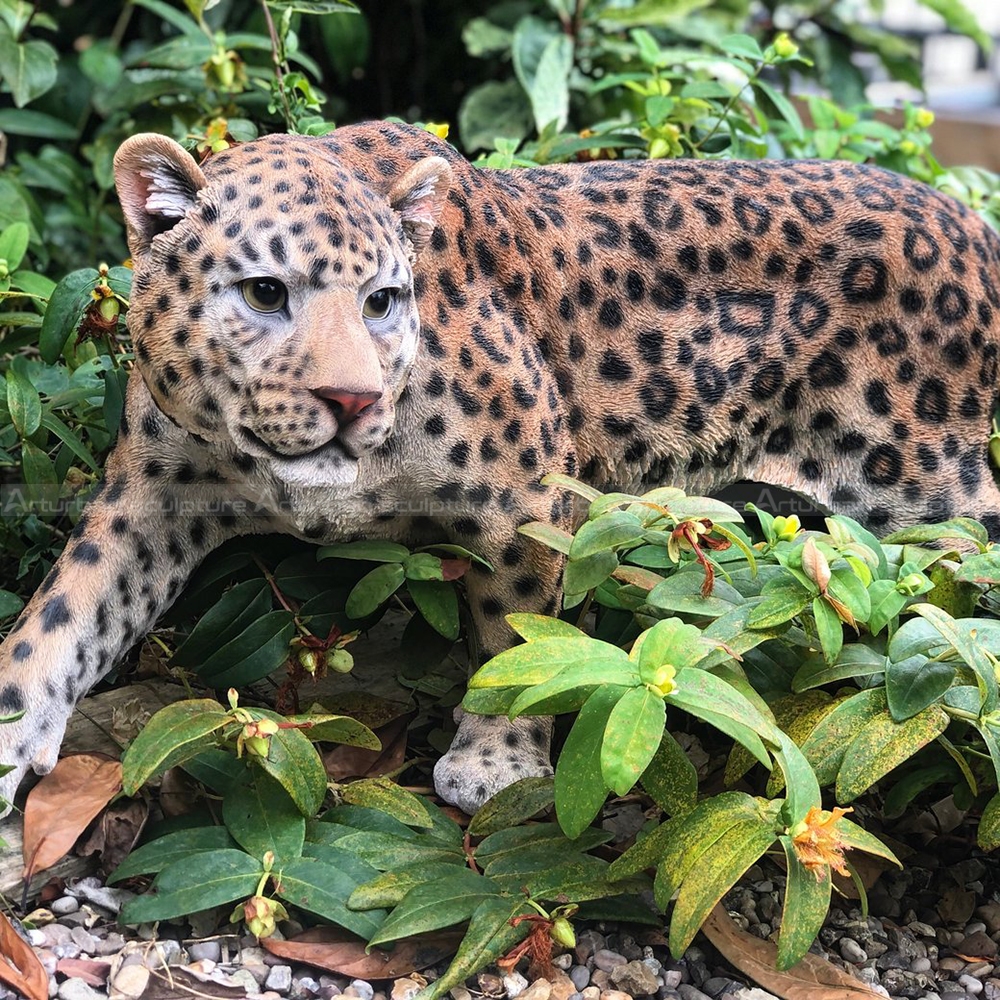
[4,0,1000,982]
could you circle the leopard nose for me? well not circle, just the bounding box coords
[310,387,382,426]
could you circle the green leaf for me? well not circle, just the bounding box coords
[916,0,992,52]
[646,572,743,617]
[885,655,955,721]
[598,0,713,27]
[275,854,386,940]
[467,776,555,836]
[600,685,666,796]
[812,596,844,665]
[516,519,574,555]
[954,550,1000,585]
[0,109,75,139]
[669,667,780,746]
[341,778,433,827]
[777,835,831,970]
[348,861,472,909]
[173,581,273,666]
[412,897,532,1000]
[368,869,501,946]
[508,659,638,717]
[346,562,405,618]
[38,412,99,471]
[476,824,611,866]
[609,790,760,883]
[404,553,445,581]
[458,79,532,154]
[772,732,821,825]
[913,604,998,712]
[792,643,887,692]
[195,610,296,687]
[668,816,776,956]
[979,793,1000,851]
[222,767,305,864]
[555,686,622,838]
[506,613,585,642]
[470,636,629,689]
[252,709,329,817]
[332,830,464,869]
[121,699,231,794]
[19,440,56,486]
[0,24,57,107]
[0,222,28,270]
[266,0,359,13]
[407,578,460,640]
[511,16,572,134]
[6,368,40,437]
[836,704,949,802]
[746,583,811,628]
[754,78,805,142]
[288,714,380,749]
[109,826,237,884]
[640,729,698,817]
[0,591,24,620]
[837,818,901,868]
[570,510,645,559]
[318,540,410,563]
[38,268,99,364]
[120,849,261,924]
[564,550,619,596]
[800,688,887,786]
[883,518,988,550]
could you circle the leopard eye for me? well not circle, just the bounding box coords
[363,288,395,320]
[241,277,287,313]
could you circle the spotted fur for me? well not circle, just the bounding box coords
[1,122,999,815]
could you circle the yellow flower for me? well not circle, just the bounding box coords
[791,805,852,878]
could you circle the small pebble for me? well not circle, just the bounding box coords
[961,976,986,996]
[266,966,293,992]
[188,940,221,963]
[519,980,552,1000]
[839,938,868,964]
[113,965,150,998]
[570,967,590,991]
[504,973,529,998]
[56,982,103,1000]
[350,980,375,1000]
[50,897,79,916]
[594,951,627,973]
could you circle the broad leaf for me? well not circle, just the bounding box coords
[121,700,231,793]
[777,835,831,970]
[120,849,261,924]
[600,685,666,796]
[222,767,305,864]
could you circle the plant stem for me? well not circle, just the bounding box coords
[260,0,292,127]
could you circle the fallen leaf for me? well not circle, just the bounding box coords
[55,957,110,986]
[262,926,462,978]
[701,904,881,999]
[77,798,148,874]
[0,910,48,1000]
[142,966,249,999]
[323,715,409,781]
[22,755,123,881]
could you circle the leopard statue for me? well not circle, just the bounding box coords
[1,120,999,817]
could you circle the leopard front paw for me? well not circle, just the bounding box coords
[433,711,553,815]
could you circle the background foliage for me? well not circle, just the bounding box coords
[4,0,1000,979]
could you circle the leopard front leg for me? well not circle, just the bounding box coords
[433,510,568,815]
[0,417,248,816]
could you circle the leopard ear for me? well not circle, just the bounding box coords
[388,155,451,253]
[113,134,207,260]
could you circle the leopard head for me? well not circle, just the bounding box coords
[113,132,451,487]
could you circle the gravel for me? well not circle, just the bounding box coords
[14,846,1000,1000]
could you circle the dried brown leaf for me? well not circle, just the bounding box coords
[701,904,881,999]
[23,754,123,880]
[262,926,462,978]
[55,957,110,986]
[0,910,48,1000]
[323,715,409,781]
[77,798,147,873]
